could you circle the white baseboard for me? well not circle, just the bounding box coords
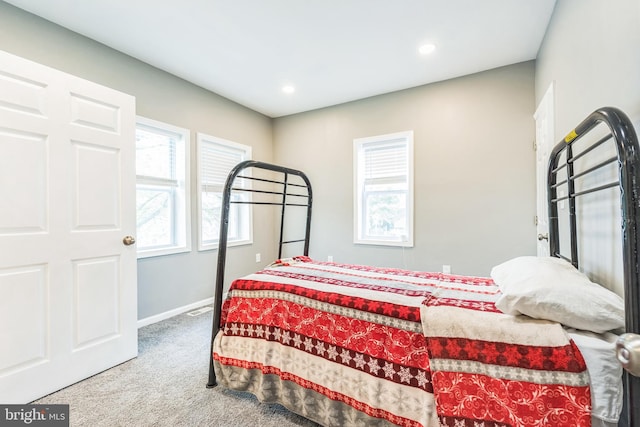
[137,297,214,329]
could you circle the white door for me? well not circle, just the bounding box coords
[0,50,137,403]
[534,82,555,257]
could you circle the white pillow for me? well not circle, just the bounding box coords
[491,256,624,334]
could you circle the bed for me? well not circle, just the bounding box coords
[207,107,640,427]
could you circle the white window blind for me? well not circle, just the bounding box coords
[200,142,245,191]
[363,141,408,182]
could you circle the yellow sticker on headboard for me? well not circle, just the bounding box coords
[564,129,578,143]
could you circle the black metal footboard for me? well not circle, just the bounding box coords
[207,160,313,388]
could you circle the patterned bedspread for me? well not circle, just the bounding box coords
[213,257,591,427]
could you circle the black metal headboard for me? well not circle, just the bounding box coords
[547,107,640,426]
[207,160,313,387]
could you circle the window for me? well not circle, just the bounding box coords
[197,133,252,250]
[354,131,414,246]
[135,117,191,258]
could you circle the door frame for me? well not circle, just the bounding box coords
[534,82,555,257]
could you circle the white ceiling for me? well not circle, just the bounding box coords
[5,0,557,118]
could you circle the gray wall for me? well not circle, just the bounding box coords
[535,0,640,295]
[273,61,537,276]
[0,1,276,320]
[536,0,640,130]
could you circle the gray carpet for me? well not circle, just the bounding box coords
[34,308,320,427]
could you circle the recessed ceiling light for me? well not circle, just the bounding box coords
[282,85,295,94]
[418,43,436,55]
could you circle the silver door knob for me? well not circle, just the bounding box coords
[122,235,136,246]
[537,233,549,241]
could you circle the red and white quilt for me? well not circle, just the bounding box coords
[213,257,591,426]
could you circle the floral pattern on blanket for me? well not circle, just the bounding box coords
[421,275,591,426]
[213,257,591,427]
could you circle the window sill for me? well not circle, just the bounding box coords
[198,238,254,252]
[137,246,191,259]
[354,238,414,248]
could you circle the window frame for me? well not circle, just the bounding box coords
[135,116,191,259]
[353,130,414,247]
[196,133,253,251]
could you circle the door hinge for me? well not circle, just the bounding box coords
[533,140,537,151]
[534,215,538,226]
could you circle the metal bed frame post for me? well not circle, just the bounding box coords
[278,173,289,259]
[207,160,313,388]
[547,107,640,427]
[566,144,579,265]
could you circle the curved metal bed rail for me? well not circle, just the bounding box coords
[547,107,640,426]
[207,160,313,388]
